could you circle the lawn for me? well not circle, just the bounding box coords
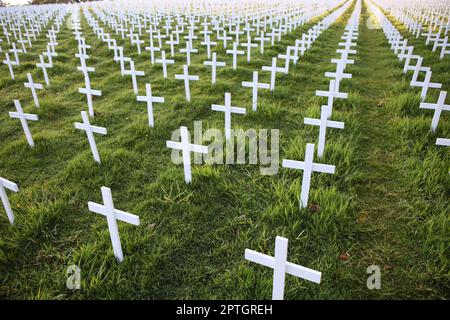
[0,0,448,299]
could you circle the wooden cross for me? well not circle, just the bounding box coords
[245,236,321,300]
[136,83,165,127]
[88,186,140,262]
[9,100,38,148]
[242,71,270,111]
[282,143,335,208]
[166,126,208,183]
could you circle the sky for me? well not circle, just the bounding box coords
[6,0,30,6]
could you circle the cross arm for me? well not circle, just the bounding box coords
[9,112,38,121]
[0,177,19,192]
[87,202,140,225]
[282,159,305,170]
[311,163,335,174]
[245,249,321,284]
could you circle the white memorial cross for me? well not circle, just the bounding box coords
[278,46,296,74]
[211,92,246,140]
[175,65,199,102]
[79,75,102,117]
[166,126,208,183]
[9,42,22,65]
[123,60,145,95]
[304,105,345,158]
[315,79,348,117]
[255,31,270,54]
[36,54,51,85]
[325,60,352,92]
[282,143,335,208]
[155,50,174,79]
[3,53,17,80]
[88,186,140,262]
[200,35,217,59]
[203,52,226,84]
[226,42,245,70]
[136,83,164,127]
[9,100,38,147]
[242,71,270,111]
[0,177,19,225]
[144,36,160,64]
[24,73,44,108]
[74,111,107,163]
[419,91,450,132]
[241,36,257,62]
[245,236,322,300]
[179,43,198,66]
[218,30,232,48]
[262,57,285,91]
[411,70,442,101]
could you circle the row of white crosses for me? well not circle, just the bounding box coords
[81,8,171,130]
[5,10,68,150]
[375,0,450,60]
[1,2,348,301]
[81,0,341,269]
[1,9,66,82]
[368,1,449,148]
[244,3,362,299]
[282,0,360,210]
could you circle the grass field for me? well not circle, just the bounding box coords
[0,0,448,299]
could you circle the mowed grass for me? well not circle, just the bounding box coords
[0,1,448,299]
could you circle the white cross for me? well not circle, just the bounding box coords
[211,92,246,140]
[226,42,244,70]
[79,75,102,117]
[200,35,217,59]
[242,71,270,111]
[74,111,107,163]
[24,73,43,108]
[77,57,95,78]
[411,70,442,101]
[282,143,335,208]
[136,83,164,127]
[175,64,199,102]
[9,100,38,148]
[9,42,22,65]
[262,57,285,91]
[278,46,296,74]
[304,105,345,158]
[123,60,145,95]
[144,36,160,64]
[408,57,430,84]
[255,31,270,54]
[241,36,257,62]
[179,42,198,66]
[218,30,232,48]
[325,60,352,93]
[88,186,140,262]
[203,52,226,84]
[3,52,17,80]
[36,54,51,85]
[166,126,208,184]
[419,91,450,132]
[315,80,348,117]
[245,236,322,300]
[166,33,178,57]
[0,177,19,225]
[400,46,420,74]
[115,47,131,75]
[155,50,174,79]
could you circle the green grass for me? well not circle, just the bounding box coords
[0,1,448,299]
